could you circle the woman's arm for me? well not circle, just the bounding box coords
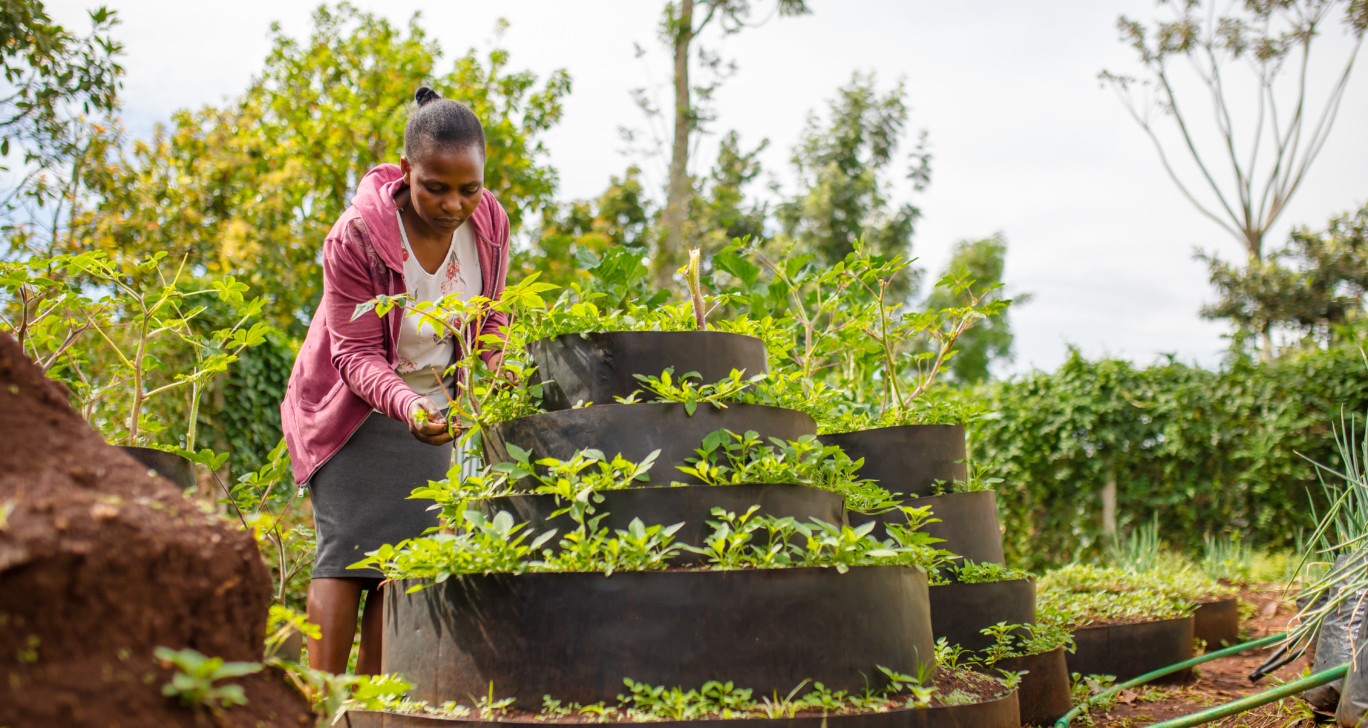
[323,219,423,423]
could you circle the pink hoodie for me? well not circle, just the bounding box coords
[280,164,510,485]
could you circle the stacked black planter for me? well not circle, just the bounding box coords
[351,331,1021,728]
[824,425,1071,726]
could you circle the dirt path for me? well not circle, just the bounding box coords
[1072,587,1323,728]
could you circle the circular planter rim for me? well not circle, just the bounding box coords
[347,687,1018,726]
[494,401,816,427]
[821,423,967,437]
[478,481,840,499]
[394,564,921,586]
[907,489,999,504]
[519,401,807,415]
[930,576,1034,588]
[1069,614,1194,631]
[533,330,764,343]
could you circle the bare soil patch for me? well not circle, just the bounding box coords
[1077,587,1318,728]
[0,331,314,727]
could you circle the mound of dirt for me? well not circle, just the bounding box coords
[0,331,314,727]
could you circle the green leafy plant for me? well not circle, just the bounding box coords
[972,621,1075,668]
[1200,532,1258,584]
[626,367,764,415]
[934,559,1031,586]
[351,274,559,442]
[351,510,557,589]
[1,250,271,449]
[685,505,953,574]
[1036,564,1194,628]
[154,646,262,710]
[539,517,685,576]
[678,428,900,513]
[263,604,319,661]
[410,444,659,531]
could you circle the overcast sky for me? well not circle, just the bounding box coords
[48,0,1368,375]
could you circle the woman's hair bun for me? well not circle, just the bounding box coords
[414,87,441,107]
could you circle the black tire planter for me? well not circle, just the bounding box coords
[382,566,935,708]
[119,445,196,490]
[849,491,1005,569]
[819,425,966,498]
[477,484,846,564]
[343,690,1020,728]
[991,648,1071,726]
[927,578,1035,653]
[1066,616,1195,683]
[527,331,768,412]
[1193,597,1241,651]
[484,403,816,486]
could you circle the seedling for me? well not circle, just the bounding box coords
[154,646,262,709]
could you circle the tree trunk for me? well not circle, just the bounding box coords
[1100,472,1117,539]
[656,0,694,290]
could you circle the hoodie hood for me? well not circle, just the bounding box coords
[351,164,508,276]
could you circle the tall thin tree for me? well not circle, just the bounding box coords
[1101,0,1366,356]
[654,0,809,289]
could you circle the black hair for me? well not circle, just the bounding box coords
[404,86,486,162]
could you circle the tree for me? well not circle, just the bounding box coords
[1,1,122,257]
[923,233,1027,384]
[653,0,809,288]
[1200,202,1368,346]
[71,4,569,333]
[1101,0,1367,355]
[518,166,654,290]
[691,130,769,254]
[777,72,931,295]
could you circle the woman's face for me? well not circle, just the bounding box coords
[401,144,485,235]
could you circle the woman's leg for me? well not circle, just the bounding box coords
[307,577,365,673]
[355,584,386,675]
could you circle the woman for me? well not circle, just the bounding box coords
[280,87,511,674]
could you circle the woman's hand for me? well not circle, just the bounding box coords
[494,367,520,391]
[408,397,455,445]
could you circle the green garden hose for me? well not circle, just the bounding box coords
[1053,633,1287,728]
[1142,664,1347,728]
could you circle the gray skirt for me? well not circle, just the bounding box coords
[309,411,452,580]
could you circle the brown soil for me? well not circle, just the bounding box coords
[0,332,314,727]
[1078,587,1319,728]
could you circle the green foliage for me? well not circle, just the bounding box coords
[1035,564,1197,627]
[678,429,899,512]
[517,167,654,292]
[1103,0,1367,355]
[685,505,953,574]
[923,234,1026,383]
[971,621,1075,667]
[1200,204,1368,349]
[539,515,684,576]
[154,647,262,709]
[1,250,272,449]
[353,274,559,445]
[353,510,556,586]
[354,499,952,582]
[776,71,930,273]
[975,345,1368,568]
[0,1,123,256]
[77,4,569,333]
[198,326,293,477]
[937,560,1031,585]
[626,367,763,415]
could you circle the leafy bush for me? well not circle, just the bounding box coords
[975,346,1368,568]
[678,428,900,513]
